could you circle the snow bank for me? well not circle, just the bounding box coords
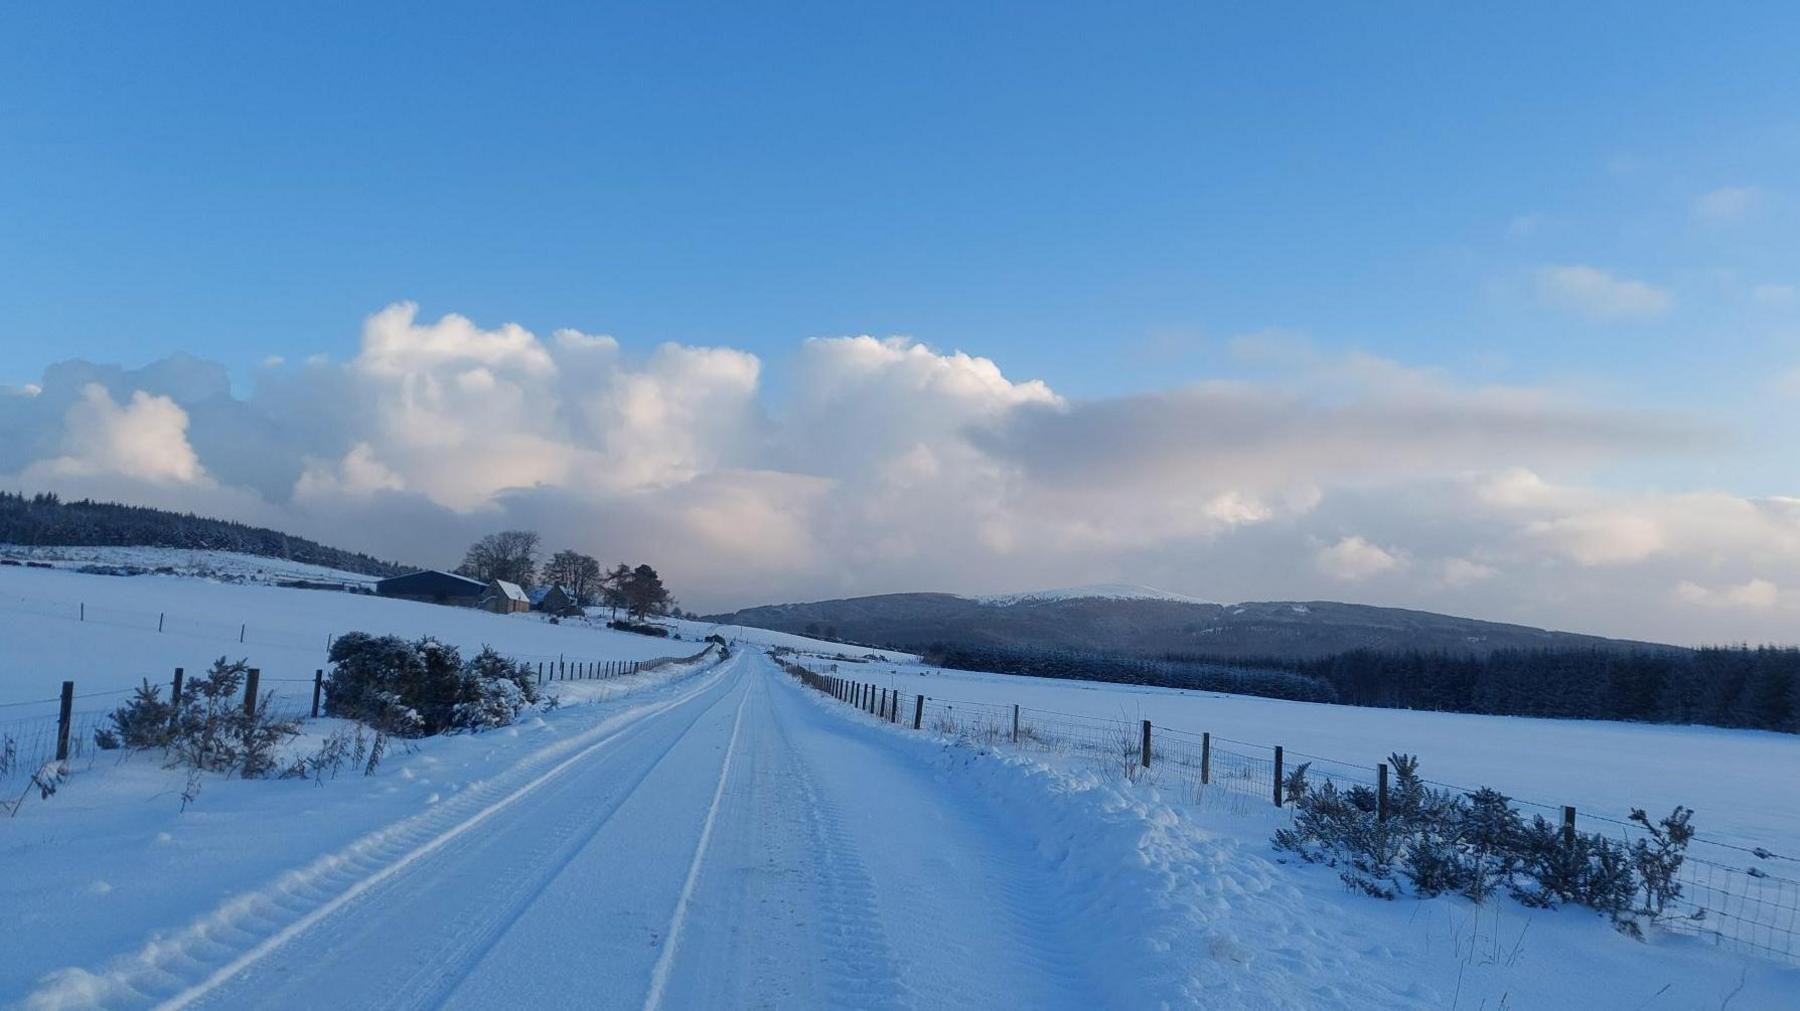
[824,660,1800,856]
[780,670,1800,1008]
[3,650,731,1002]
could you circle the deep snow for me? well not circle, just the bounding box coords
[0,565,706,717]
[1,566,1795,1008]
[823,659,1800,857]
[10,652,1794,1009]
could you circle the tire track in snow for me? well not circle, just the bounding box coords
[763,672,911,1010]
[640,680,751,1011]
[342,666,752,1010]
[774,668,1107,1010]
[21,658,735,1011]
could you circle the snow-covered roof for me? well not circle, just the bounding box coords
[528,585,569,605]
[490,579,529,602]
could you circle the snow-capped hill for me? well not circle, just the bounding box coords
[0,544,380,588]
[970,583,1216,606]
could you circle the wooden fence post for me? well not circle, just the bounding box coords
[1563,806,1577,847]
[1201,732,1211,785]
[889,693,898,723]
[169,668,185,732]
[239,623,246,643]
[312,669,324,719]
[1378,763,1390,822]
[79,602,85,622]
[1140,719,1152,768]
[537,661,544,685]
[913,695,924,729]
[158,612,165,633]
[1273,746,1284,807]
[1011,704,1020,743]
[55,681,74,762]
[244,668,261,717]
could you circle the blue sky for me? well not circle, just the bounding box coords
[5,4,1795,402]
[2,4,1798,638]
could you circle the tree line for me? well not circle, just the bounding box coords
[928,640,1800,734]
[924,643,1339,703]
[0,491,404,577]
[1203,645,1800,733]
[453,529,674,619]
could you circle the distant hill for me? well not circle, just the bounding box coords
[705,586,1674,660]
[0,491,407,578]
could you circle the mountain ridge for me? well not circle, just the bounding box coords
[704,589,1677,660]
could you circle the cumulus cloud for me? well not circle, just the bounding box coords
[1536,265,1672,320]
[1676,578,1779,611]
[25,385,206,485]
[7,302,1796,644]
[1316,536,1402,582]
[1440,558,1498,588]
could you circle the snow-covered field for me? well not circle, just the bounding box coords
[7,650,1794,1009]
[0,565,708,719]
[672,617,915,663]
[0,545,384,588]
[1,566,1795,1008]
[826,660,1800,857]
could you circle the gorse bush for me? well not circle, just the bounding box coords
[1274,753,1697,938]
[98,657,300,779]
[325,634,540,736]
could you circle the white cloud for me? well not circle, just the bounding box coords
[25,384,206,485]
[16,305,1800,644]
[1441,557,1498,587]
[1675,579,1779,611]
[1694,185,1763,225]
[1526,510,1665,566]
[1536,265,1672,320]
[1316,536,1401,582]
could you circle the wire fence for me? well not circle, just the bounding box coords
[784,659,1800,966]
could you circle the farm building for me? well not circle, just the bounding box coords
[530,585,582,617]
[480,579,531,614]
[374,570,486,606]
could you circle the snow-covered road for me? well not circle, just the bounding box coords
[33,651,1109,1010]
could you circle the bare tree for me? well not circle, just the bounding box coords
[541,549,603,604]
[600,563,633,618]
[457,530,540,588]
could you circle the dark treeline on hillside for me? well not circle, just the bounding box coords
[925,643,1339,703]
[1184,646,1799,733]
[0,492,406,578]
[930,640,1800,734]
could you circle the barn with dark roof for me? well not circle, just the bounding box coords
[374,570,487,606]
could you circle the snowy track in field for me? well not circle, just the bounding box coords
[21,652,1114,1010]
